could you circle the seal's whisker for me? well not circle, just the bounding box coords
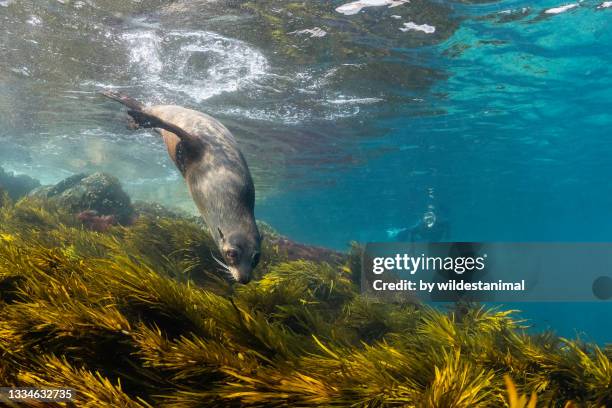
[215,266,235,280]
[215,266,232,276]
[213,256,229,270]
[211,252,230,271]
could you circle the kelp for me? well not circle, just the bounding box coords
[0,197,610,407]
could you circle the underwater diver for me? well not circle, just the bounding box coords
[389,209,450,242]
[102,91,261,284]
[389,209,491,302]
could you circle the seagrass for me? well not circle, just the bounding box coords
[0,193,609,407]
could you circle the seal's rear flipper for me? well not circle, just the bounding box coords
[101,90,144,111]
[102,90,204,151]
[126,110,204,152]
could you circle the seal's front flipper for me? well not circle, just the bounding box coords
[126,110,205,152]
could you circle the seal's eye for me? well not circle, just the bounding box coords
[225,249,239,262]
[251,252,260,268]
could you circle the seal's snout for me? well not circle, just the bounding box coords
[238,274,251,285]
[220,230,261,285]
[228,266,252,285]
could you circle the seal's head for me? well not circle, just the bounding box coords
[217,227,261,284]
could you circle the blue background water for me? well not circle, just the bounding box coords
[257,1,612,343]
[1,0,611,342]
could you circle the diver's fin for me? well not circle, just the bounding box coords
[101,90,144,111]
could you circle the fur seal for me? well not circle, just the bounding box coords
[102,91,261,284]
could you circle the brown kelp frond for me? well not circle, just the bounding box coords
[415,305,459,348]
[341,296,419,342]
[97,254,238,339]
[132,323,260,383]
[210,369,343,407]
[253,260,355,304]
[234,261,356,339]
[99,254,303,359]
[0,188,12,208]
[422,349,499,407]
[311,336,427,399]
[454,304,525,334]
[556,340,612,403]
[3,291,131,349]
[0,197,76,232]
[118,215,218,279]
[505,375,537,408]
[17,355,152,408]
[0,198,610,406]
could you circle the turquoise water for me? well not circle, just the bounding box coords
[1,1,611,342]
[258,1,612,342]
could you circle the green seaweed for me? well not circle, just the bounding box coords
[0,196,610,407]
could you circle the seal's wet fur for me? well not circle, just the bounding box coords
[102,91,261,283]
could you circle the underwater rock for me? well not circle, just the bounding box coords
[135,203,347,266]
[255,220,346,265]
[0,166,41,200]
[284,239,346,264]
[30,172,135,225]
[132,200,192,221]
[76,210,118,232]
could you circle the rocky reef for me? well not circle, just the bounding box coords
[0,166,40,201]
[0,175,610,407]
[29,172,135,226]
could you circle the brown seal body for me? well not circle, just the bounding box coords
[103,91,261,283]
